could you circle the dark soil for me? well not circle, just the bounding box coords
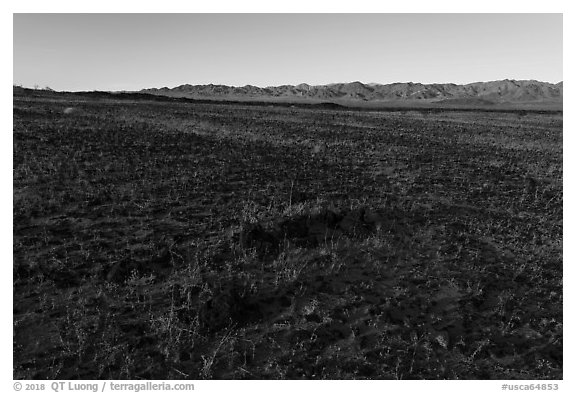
[13,89,562,379]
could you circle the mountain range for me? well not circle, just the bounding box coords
[140,79,562,108]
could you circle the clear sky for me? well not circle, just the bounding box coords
[13,13,563,91]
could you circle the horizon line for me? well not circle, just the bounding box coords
[15,78,563,93]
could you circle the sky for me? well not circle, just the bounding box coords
[13,13,563,91]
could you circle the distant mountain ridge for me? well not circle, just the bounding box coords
[140,79,562,106]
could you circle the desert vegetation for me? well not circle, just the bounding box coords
[13,89,562,379]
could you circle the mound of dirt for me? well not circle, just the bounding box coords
[238,207,389,256]
[104,246,175,283]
